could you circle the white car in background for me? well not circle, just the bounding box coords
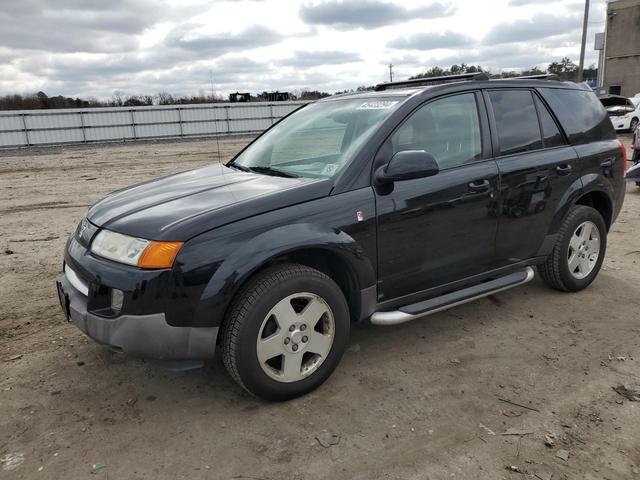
[600,95,640,132]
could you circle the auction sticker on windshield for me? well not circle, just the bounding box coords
[358,101,399,110]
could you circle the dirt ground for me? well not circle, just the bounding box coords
[1,136,639,480]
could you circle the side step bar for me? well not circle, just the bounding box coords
[370,267,535,326]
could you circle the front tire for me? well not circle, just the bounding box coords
[538,205,607,292]
[222,263,350,401]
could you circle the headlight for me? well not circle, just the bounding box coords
[91,230,183,269]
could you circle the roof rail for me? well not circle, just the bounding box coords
[374,72,490,91]
[502,74,559,80]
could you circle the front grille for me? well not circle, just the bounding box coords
[75,217,98,247]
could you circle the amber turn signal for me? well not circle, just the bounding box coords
[137,241,183,269]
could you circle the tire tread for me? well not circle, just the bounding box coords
[221,263,333,396]
[538,205,603,292]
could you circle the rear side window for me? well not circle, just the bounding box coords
[534,95,565,148]
[488,90,542,156]
[538,88,616,144]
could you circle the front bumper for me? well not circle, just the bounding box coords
[57,267,218,360]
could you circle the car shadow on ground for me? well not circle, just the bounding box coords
[62,270,639,415]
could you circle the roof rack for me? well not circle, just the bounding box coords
[374,72,490,91]
[502,74,559,80]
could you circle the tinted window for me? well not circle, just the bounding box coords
[489,90,542,156]
[539,88,616,144]
[233,97,402,178]
[391,93,482,170]
[534,95,565,148]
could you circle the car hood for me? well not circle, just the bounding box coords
[600,96,635,117]
[87,164,331,241]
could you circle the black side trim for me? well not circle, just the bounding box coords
[536,233,558,257]
[358,285,377,321]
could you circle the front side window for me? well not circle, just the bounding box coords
[391,93,482,170]
[231,97,402,178]
[489,90,542,156]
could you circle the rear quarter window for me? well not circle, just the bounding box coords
[538,88,616,145]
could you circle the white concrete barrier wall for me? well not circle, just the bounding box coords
[0,101,309,148]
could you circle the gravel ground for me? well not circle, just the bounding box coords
[1,135,639,480]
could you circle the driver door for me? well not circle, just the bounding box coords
[375,92,499,302]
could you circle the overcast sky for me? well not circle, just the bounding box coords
[0,0,606,99]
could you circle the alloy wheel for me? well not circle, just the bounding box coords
[256,292,335,383]
[567,221,600,280]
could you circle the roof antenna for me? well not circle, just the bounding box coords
[210,68,222,165]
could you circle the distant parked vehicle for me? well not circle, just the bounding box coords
[633,123,640,163]
[628,124,640,187]
[599,94,640,132]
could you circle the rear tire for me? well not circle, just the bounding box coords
[222,263,350,401]
[538,205,607,292]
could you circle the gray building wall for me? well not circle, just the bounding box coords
[604,0,640,97]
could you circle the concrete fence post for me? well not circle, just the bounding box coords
[177,108,184,137]
[79,112,87,143]
[130,110,137,140]
[224,105,230,134]
[21,114,30,146]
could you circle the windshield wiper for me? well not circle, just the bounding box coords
[247,166,300,178]
[227,163,251,172]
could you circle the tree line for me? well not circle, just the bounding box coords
[408,58,597,82]
[0,89,335,111]
[0,59,598,111]
[0,91,230,111]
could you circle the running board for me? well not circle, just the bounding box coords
[370,267,535,326]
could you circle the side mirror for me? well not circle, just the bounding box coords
[375,150,439,183]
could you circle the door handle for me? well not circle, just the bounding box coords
[556,164,572,176]
[601,158,613,168]
[468,179,490,192]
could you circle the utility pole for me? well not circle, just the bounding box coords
[209,68,215,101]
[578,0,590,82]
[389,63,394,83]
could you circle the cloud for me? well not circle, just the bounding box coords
[0,0,599,99]
[0,48,16,64]
[385,54,423,67]
[166,24,284,55]
[276,50,362,68]
[508,0,559,5]
[420,42,576,72]
[299,0,454,30]
[483,14,582,45]
[0,0,168,53]
[18,53,176,82]
[387,31,473,50]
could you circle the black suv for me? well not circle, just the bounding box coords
[57,74,626,400]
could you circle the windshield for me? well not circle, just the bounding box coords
[230,97,402,178]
